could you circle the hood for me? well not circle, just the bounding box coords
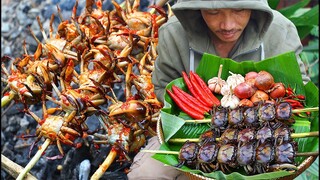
[171,0,274,52]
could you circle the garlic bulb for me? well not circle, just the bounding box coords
[220,93,240,109]
[226,71,245,90]
[220,84,231,96]
[208,77,226,94]
[207,64,226,94]
[219,71,244,109]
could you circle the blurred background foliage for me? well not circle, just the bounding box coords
[268,1,319,179]
[268,0,319,88]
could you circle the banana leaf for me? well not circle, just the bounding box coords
[277,0,311,17]
[289,5,319,39]
[267,0,281,10]
[153,51,319,180]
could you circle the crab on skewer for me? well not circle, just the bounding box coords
[1,61,44,107]
[111,0,168,37]
[16,94,83,180]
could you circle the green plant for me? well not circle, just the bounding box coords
[268,0,319,88]
[300,26,319,87]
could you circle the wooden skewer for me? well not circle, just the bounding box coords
[141,149,319,157]
[1,154,37,180]
[90,146,118,180]
[16,139,51,180]
[168,131,319,143]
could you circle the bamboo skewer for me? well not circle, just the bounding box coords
[142,149,179,155]
[16,139,51,180]
[145,131,319,156]
[168,131,319,143]
[141,149,319,157]
[296,151,320,156]
[1,154,37,180]
[291,131,319,138]
[90,147,118,180]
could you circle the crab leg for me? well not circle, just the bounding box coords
[141,149,179,155]
[125,63,133,99]
[149,0,169,14]
[37,16,48,41]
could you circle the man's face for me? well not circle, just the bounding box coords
[201,9,251,43]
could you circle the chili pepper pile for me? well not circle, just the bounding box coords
[283,85,310,117]
[166,71,220,119]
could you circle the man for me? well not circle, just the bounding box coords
[128,0,310,179]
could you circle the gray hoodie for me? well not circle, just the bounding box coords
[152,0,310,103]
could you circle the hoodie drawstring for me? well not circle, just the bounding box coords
[260,42,265,60]
[189,48,195,72]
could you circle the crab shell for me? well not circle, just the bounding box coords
[36,115,80,145]
[108,100,151,123]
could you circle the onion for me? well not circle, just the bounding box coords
[250,90,269,104]
[245,78,256,87]
[238,99,254,107]
[254,71,275,90]
[245,71,258,81]
[269,82,286,99]
[234,82,256,99]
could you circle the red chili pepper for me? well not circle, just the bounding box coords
[182,71,196,94]
[166,89,204,119]
[190,71,221,106]
[187,72,214,107]
[284,99,304,109]
[286,85,293,92]
[285,86,294,96]
[172,85,211,113]
[285,90,293,96]
[295,94,305,100]
[182,71,211,107]
[283,95,294,99]
[284,99,300,104]
[171,86,206,115]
